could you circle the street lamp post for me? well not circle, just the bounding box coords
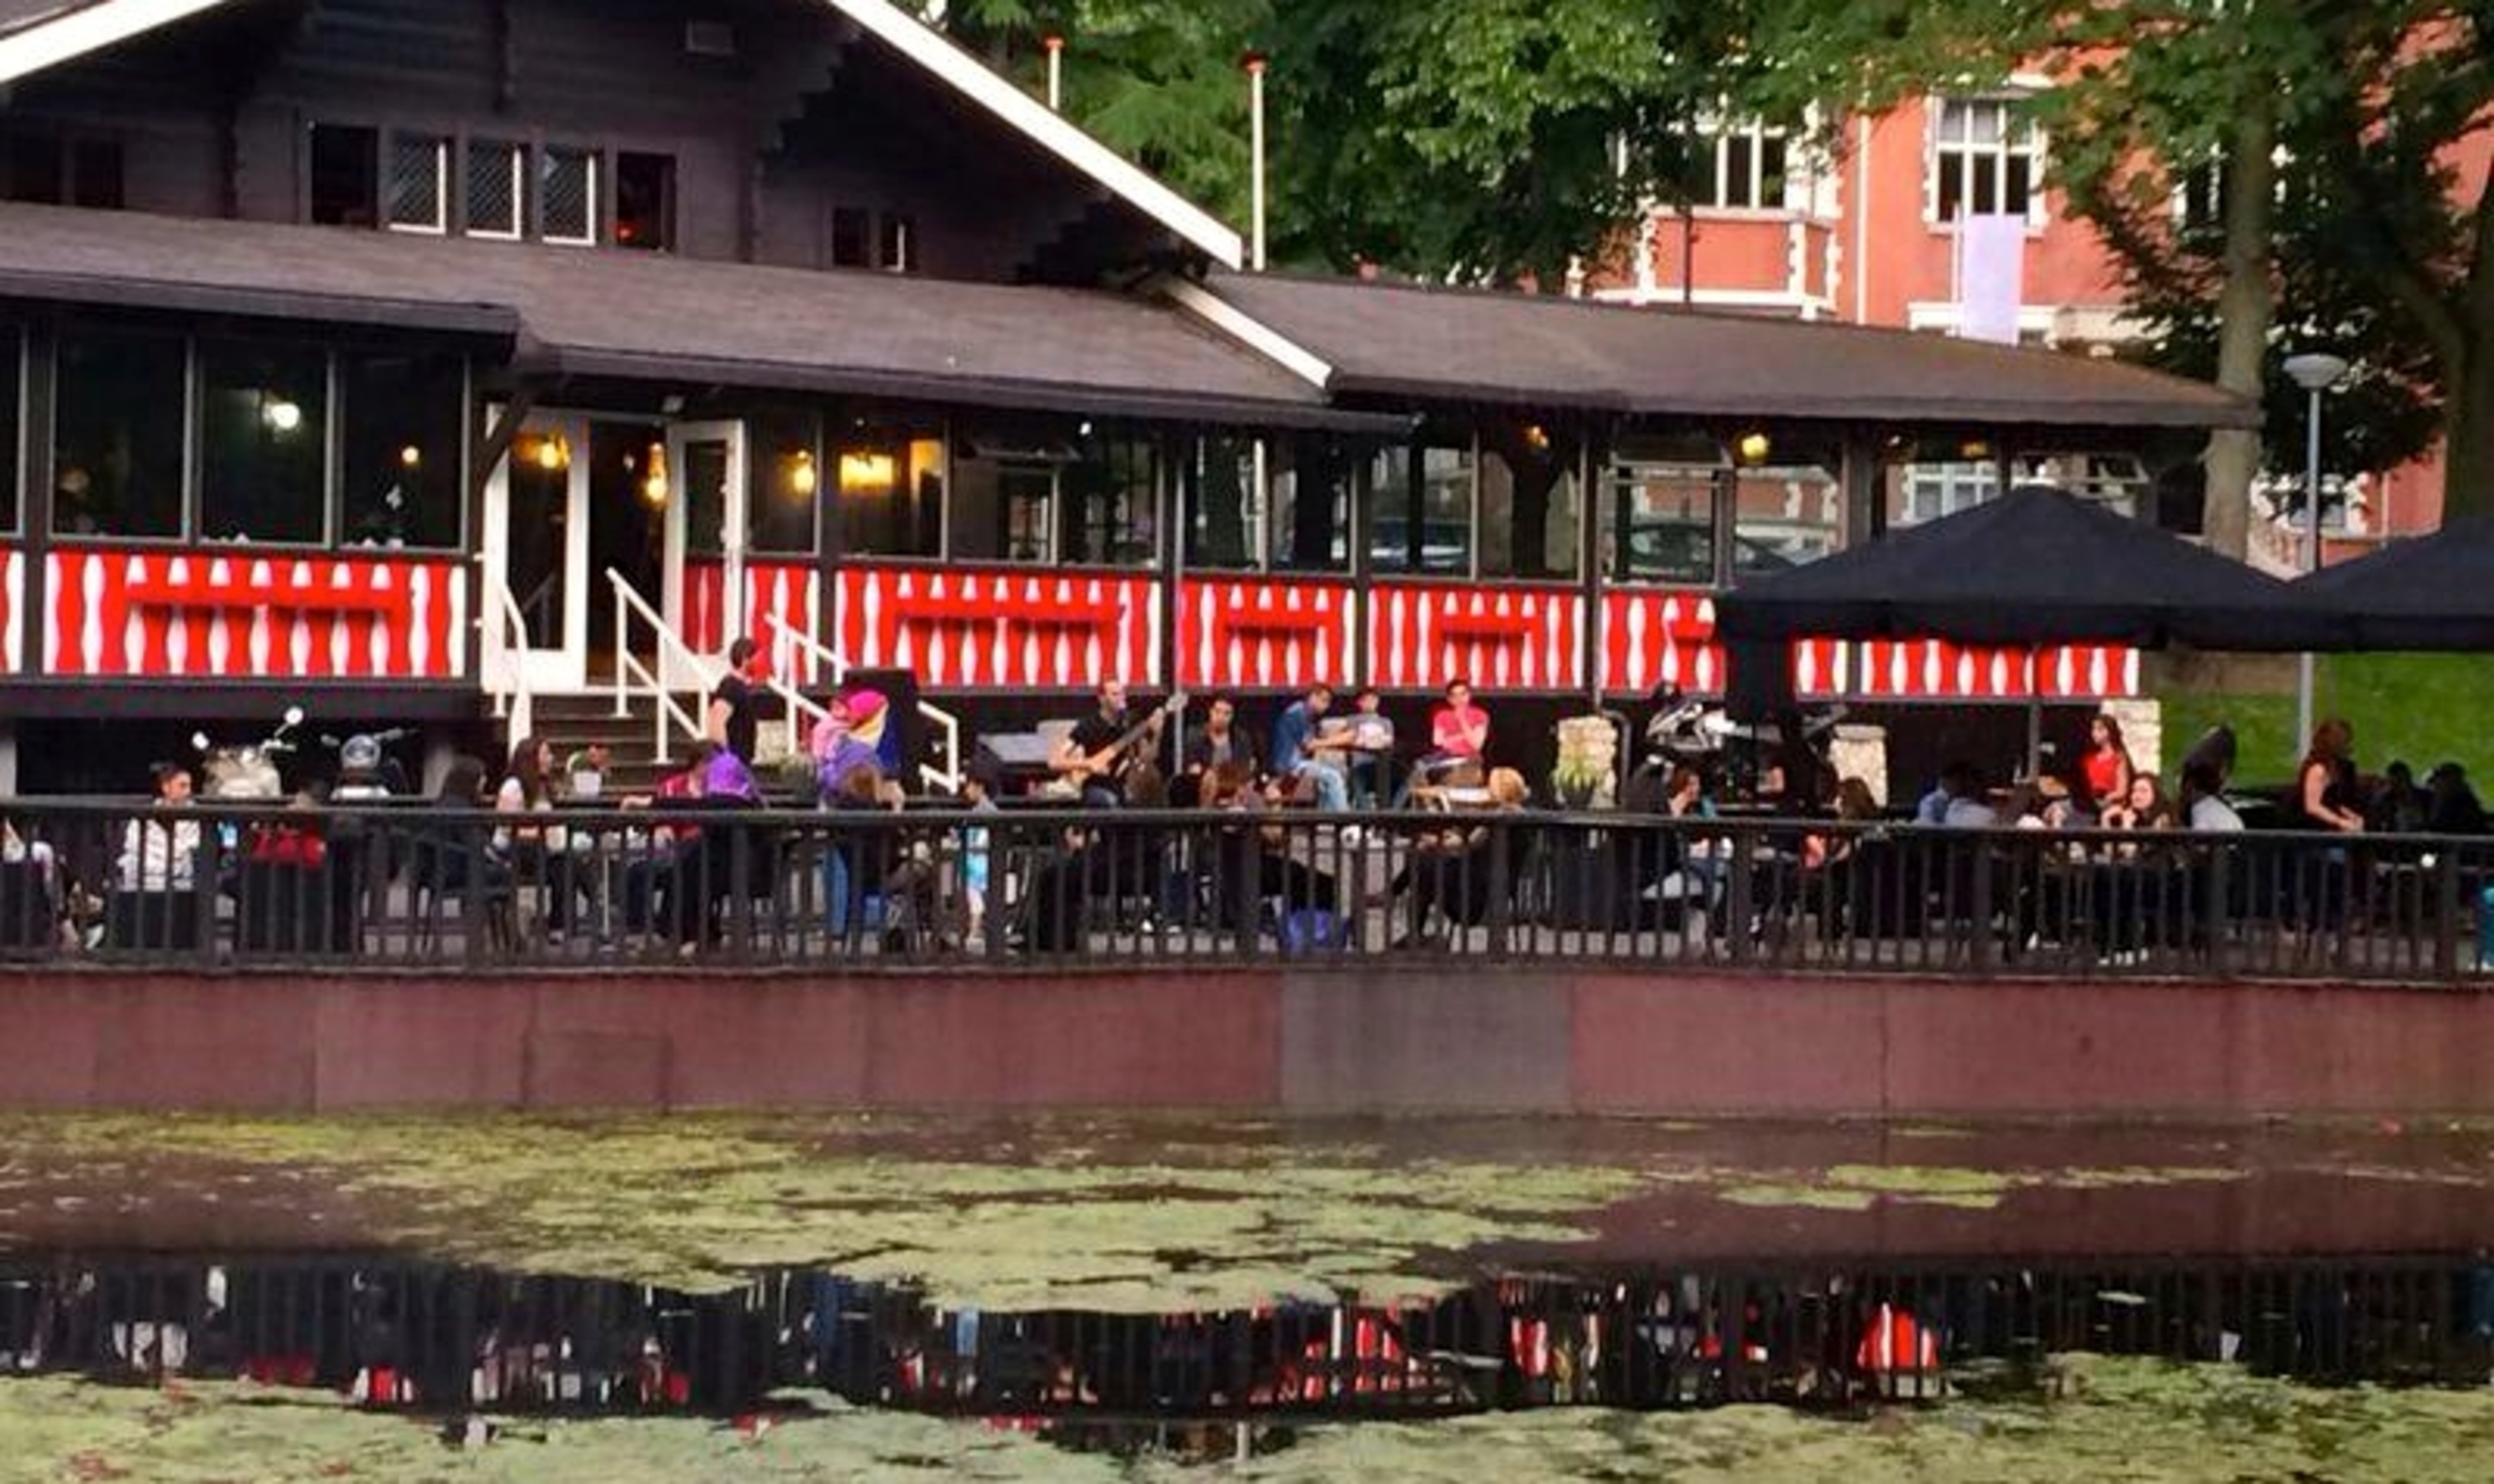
[2282,352,2351,758]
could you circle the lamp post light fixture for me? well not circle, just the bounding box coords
[2282,351,2352,759]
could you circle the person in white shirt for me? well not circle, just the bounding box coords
[118,762,203,892]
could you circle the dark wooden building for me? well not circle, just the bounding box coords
[0,0,2251,790]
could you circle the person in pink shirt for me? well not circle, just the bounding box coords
[1416,679,1490,788]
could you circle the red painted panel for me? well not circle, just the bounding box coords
[1177,576,1357,691]
[834,565,1161,690]
[1368,582,1583,692]
[684,560,822,685]
[1598,589,1722,696]
[42,547,465,681]
[0,545,20,674]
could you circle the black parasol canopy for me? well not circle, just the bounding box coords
[1713,486,2337,652]
[2292,516,2494,651]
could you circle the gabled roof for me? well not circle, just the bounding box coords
[0,0,1242,269]
[0,203,1360,427]
[1193,272,2260,431]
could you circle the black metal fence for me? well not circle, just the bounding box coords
[6,1252,2488,1417]
[2,798,2491,982]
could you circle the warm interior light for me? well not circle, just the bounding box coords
[398,444,423,470]
[1522,423,1551,453]
[521,431,571,472]
[262,397,304,434]
[1735,431,1772,467]
[641,442,670,506]
[838,451,897,495]
[788,449,819,498]
[1959,439,1993,462]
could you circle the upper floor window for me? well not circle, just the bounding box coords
[1932,97,2043,222]
[2,130,124,209]
[386,133,449,234]
[830,206,916,273]
[1685,122,1789,211]
[308,124,667,251]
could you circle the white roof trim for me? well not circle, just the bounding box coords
[0,0,1249,271]
[0,0,233,83]
[822,0,1242,269]
[1157,275,1330,390]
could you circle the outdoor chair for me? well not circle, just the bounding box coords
[406,829,517,956]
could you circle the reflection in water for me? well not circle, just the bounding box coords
[5,1251,2489,1429]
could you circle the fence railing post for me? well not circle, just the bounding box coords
[1724,822,1755,967]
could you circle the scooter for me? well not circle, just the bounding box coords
[1631,689,1845,806]
[322,727,415,802]
[192,707,304,802]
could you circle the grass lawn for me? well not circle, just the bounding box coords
[2156,652,2494,788]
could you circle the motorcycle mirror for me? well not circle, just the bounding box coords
[190,730,211,753]
[281,706,306,729]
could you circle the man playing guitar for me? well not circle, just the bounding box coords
[1050,682,1185,808]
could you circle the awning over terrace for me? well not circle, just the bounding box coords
[1196,271,2259,430]
[0,202,1383,430]
[2293,517,2494,651]
[1713,486,2336,652]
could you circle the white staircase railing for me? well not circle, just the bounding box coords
[764,610,964,793]
[607,569,714,764]
[485,577,535,747]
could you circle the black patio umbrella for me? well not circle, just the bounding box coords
[2292,516,2494,651]
[1713,486,2338,652]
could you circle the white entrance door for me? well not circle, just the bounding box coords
[662,420,747,691]
[483,412,592,695]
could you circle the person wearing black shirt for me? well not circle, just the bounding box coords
[707,637,762,765]
[1054,681,1134,809]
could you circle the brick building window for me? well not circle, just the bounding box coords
[1690,123,1789,210]
[1931,97,2043,222]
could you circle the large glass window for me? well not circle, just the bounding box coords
[1684,122,1790,210]
[340,351,463,548]
[53,327,186,539]
[1,328,19,532]
[1891,459,1999,527]
[835,422,944,559]
[1059,431,1158,566]
[1933,96,2043,222]
[1479,431,1582,580]
[1185,436,1259,569]
[199,340,329,543]
[1730,460,1840,577]
[747,409,820,555]
[1604,449,1722,585]
[1372,438,1474,576]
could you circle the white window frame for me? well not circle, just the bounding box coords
[463,139,526,241]
[1703,121,1792,212]
[1928,96,2046,226]
[1900,462,1999,526]
[539,144,600,247]
[383,131,449,236]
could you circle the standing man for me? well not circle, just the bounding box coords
[706,637,764,766]
[1271,682,1348,812]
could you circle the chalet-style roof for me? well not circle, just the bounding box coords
[0,0,1243,269]
[0,203,1366,427]
[1195,272,2260,431]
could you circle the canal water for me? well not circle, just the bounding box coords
[2,1112,2492,1480]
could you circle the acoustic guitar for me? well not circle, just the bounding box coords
[1053,691,1191,793]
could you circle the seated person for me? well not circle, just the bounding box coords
[2100,772,2175,832]
[2427,762,2487,835]
[1179,696,1261,805]
[2180,759,2245,832]
[1391,767,1527,943]
[1319,687,1395,806]
[563,743,611,802]
[1412,679,1490,789]
[1270,683,1349,813]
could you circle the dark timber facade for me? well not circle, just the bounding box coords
[0,0,2254,792]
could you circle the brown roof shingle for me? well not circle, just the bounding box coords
[0,203,1363,427]
[1203,272,2257,430]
